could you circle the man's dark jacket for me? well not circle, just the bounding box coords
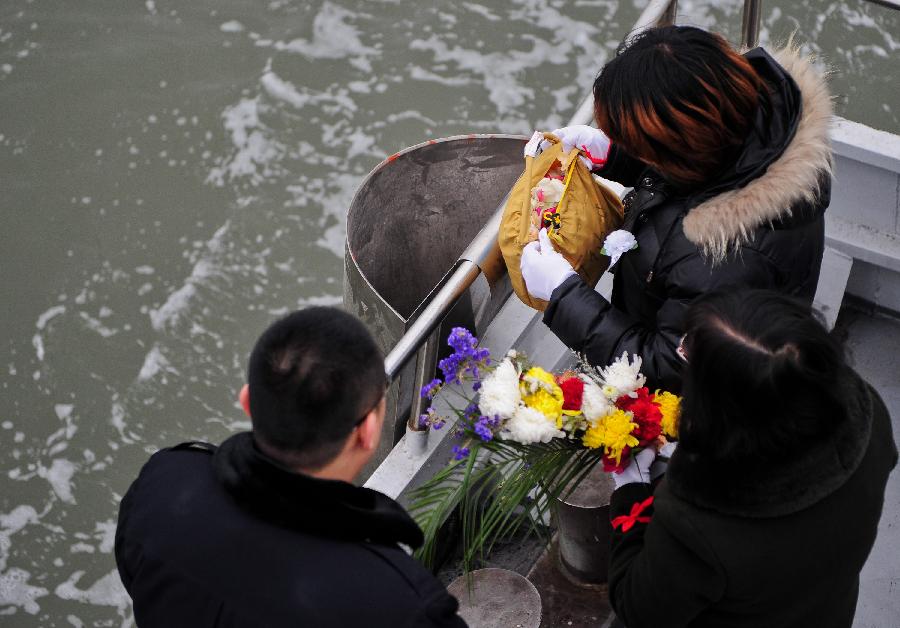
[607,373,898,627]
[115,432,466,628]
[545,46,833,392]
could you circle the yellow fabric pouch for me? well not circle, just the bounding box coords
[499,132,624,311]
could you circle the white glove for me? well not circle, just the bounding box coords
[520,228,577,301]
[613,446,657,489]
[540,124,612,170]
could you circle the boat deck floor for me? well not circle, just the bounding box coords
[440,300,900,628]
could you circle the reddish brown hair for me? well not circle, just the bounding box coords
[594,26,765,187]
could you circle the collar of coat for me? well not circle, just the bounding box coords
[682,44,833,262]
[665,370,874,519]
[212,431,424,548]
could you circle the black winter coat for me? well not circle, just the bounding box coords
[608,372,897,628]
[115,433,466,628]
[544,47,833,393]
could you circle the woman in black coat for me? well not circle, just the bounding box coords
[606,290,897,628]
[521,27,833,393]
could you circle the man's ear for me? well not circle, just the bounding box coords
[239,384,251,417]
[356,398,386,452]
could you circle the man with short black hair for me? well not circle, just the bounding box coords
[115,307,466,627]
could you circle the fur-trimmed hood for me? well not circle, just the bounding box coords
[682,45,833,261]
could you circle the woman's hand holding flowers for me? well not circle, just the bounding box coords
[613,446,658,489]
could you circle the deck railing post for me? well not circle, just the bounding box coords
[660,0,678,26]
[407,327,441,429]
[741,0,763,49]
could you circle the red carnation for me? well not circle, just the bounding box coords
[617,388,662,446]
[557,376,584,411]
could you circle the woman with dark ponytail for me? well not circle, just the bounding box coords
[605,290,896,628]
[521,26,833,393]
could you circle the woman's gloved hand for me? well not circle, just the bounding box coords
[541,125,612,170]
[520,228,577,301]
[613,446,657,489]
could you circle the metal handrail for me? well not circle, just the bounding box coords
[382,0,681,385]
[865,0,900,10]
[741,0,763,49]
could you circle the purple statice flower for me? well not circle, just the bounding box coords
[418,406,446,431]
[438,327,491,385]
[472,414,501,442]
[420,378,442,400]
[452,445,471,460]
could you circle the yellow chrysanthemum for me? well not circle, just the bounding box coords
[582,409,639,464]
[521,367,564,427]
[655,390,681,438]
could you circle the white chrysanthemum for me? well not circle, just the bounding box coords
[500,406,565,444]
[600,351,646,398]
[579,376,611,424]
[478,358,521,419]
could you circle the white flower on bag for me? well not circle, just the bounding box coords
[601,229,638,266]
[478,358,521,419]
[578,376,612,424]
[500,406,565,444]
[599,351,646,399]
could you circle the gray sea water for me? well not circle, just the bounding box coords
[1,0,897,624]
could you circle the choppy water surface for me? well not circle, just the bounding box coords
[1,0,897,624]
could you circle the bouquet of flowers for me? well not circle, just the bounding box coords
[410,328,680,570]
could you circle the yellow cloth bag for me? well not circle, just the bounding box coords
[499,132,624,311]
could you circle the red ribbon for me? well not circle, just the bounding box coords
[611,496,654,532]
[580,144,609,167]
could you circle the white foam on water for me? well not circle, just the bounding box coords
[300,294,343,307]
[408,4,604,120]
[313,172,365,257]
[263,2,378,72]
[220,20,244,33]
[1,506,40,572]
[54,569,132,623]
[207,97,284,186]
[94,520,116,554]
[38,459,77,504]
[31,334,44,362]
[109,399,135,445]
[149,223,229,331]
[79,312,119,337]
[260,68,358,114]
[0,506,46,615]
[36,305,66,330]
[0,568,48,615]
[137,345,172,381]
[54,404,74,421]
[462,2,502,21]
